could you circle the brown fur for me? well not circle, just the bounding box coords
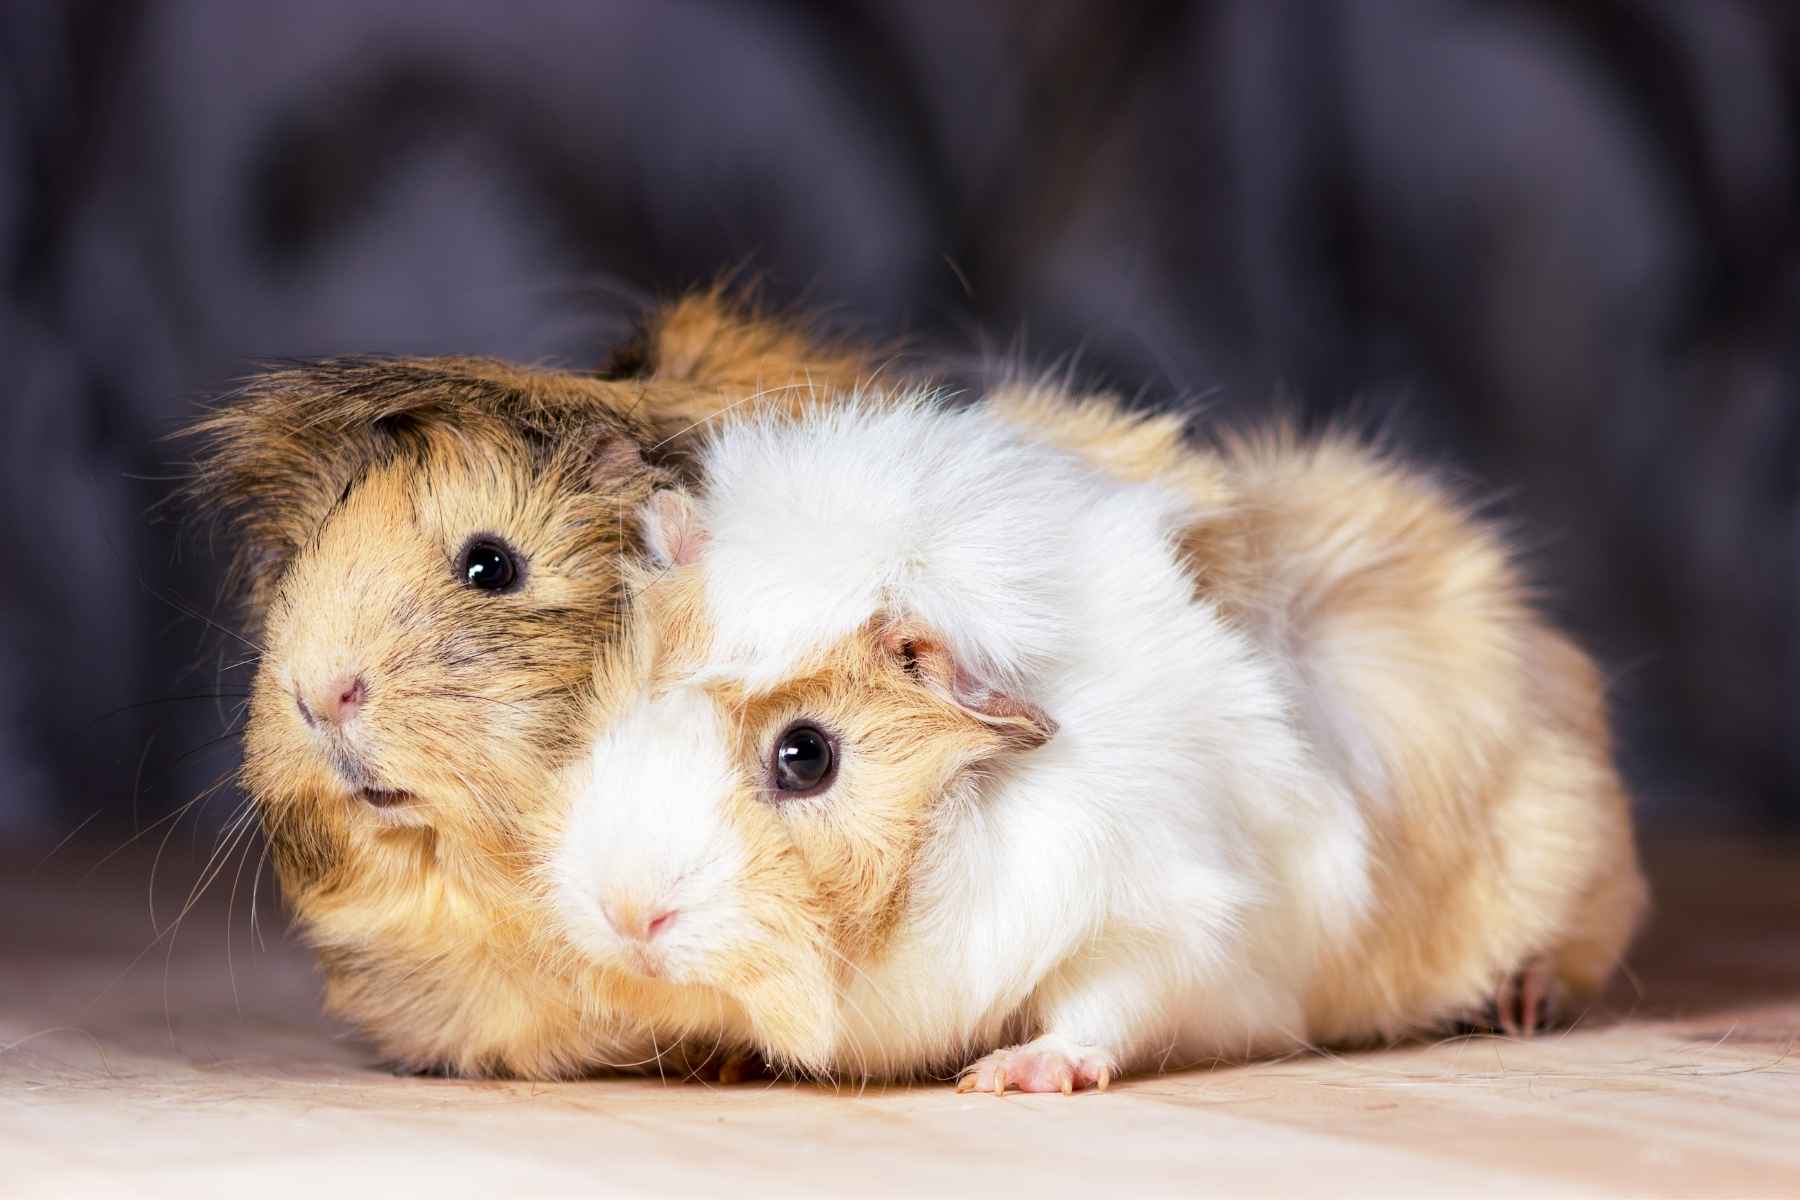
[184,294,902,1076]
[637,286,889,401]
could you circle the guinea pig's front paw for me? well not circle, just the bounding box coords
[385,1060,461,1078]
[955,1035,1116,1096]
[1483,955,1565,1038]
[671,1045,771,1085]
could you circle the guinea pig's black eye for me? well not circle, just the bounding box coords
[771,724,836,796]
[459,538,520,592]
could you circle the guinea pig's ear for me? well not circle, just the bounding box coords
[586,431,653,491]
[881,625,1057,752]
[639,488,708,569]
[181,368,398,628]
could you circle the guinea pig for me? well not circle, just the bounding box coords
[182,293,885,1077]
[545,389,1648,1092]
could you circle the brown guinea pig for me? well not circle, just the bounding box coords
[182,294,885,1076]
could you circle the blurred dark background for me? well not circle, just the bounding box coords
[2,0,1795,848]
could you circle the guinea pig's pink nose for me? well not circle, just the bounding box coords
[296,673,367,729]
[602,899,679,944]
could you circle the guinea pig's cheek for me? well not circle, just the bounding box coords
[654,886,766,984]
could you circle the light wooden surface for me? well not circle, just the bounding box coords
[3,839,1796,1198]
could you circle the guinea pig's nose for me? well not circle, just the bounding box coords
[296,672,368,730]
[602,898,679,944]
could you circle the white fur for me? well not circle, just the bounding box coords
[552,686,761,988]
[694,399,1075,694]
[559,395,1373,1078]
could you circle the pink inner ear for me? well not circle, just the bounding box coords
[590,434,646,486]
[643,489,708,567]
[949,665,1005,713]
[950,665,1059,744]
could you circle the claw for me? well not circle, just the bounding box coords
[1494,971,1521,1038]
[1489,957,1557,1039]
[1519,964,1546,1038]
[957,1039,1115,1096]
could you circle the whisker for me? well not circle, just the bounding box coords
[152,796,215,932]
[32,810,103,874]
[151,785,245,934]
[71,791,249,1031]
[162,805,258,1046]
[80,772,232,883]
[645,380,823,454]
[224,814,265,1015]
[130,731,158,835]
[86,693,253,722]
[649,1024,668,1086]
[139,578,266,656]
[249,833,273,953]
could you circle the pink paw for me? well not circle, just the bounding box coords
[955,1036,1116,1096]
[1490,956,1564,1038]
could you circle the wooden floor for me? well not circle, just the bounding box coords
[3,838,1796,1198]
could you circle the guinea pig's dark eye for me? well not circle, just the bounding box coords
[771,724,836,796]
[459,538,520,592]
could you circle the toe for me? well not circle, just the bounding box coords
[955,1040,1119,1097]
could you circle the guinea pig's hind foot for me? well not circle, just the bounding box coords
[955,1035,1116,1097]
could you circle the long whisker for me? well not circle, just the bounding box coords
[86,693,253,722]
[645,380,822,454]
[249,832,274,953]
[140,578,266,656]
[81,771,232,883]
[32,810,103,874]
[162,802,259,1046]
[167,725,246,769]
[72,789,248,1031]
[224,812,265,1015]
[147,776,236,931]
[678,993,735,1089]
[816,941,901,1087]
[649,1023,668,1086]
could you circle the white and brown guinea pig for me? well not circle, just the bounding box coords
[183,293,884,1077]
[546,387,1648,1093]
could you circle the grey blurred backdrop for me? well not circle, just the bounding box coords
[2,1,1796,846]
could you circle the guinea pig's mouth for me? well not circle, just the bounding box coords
[355,787,430,829]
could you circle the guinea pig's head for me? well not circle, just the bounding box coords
[246,417,654,870]
[547,490,1054,1073]
[185,357,678,1073]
